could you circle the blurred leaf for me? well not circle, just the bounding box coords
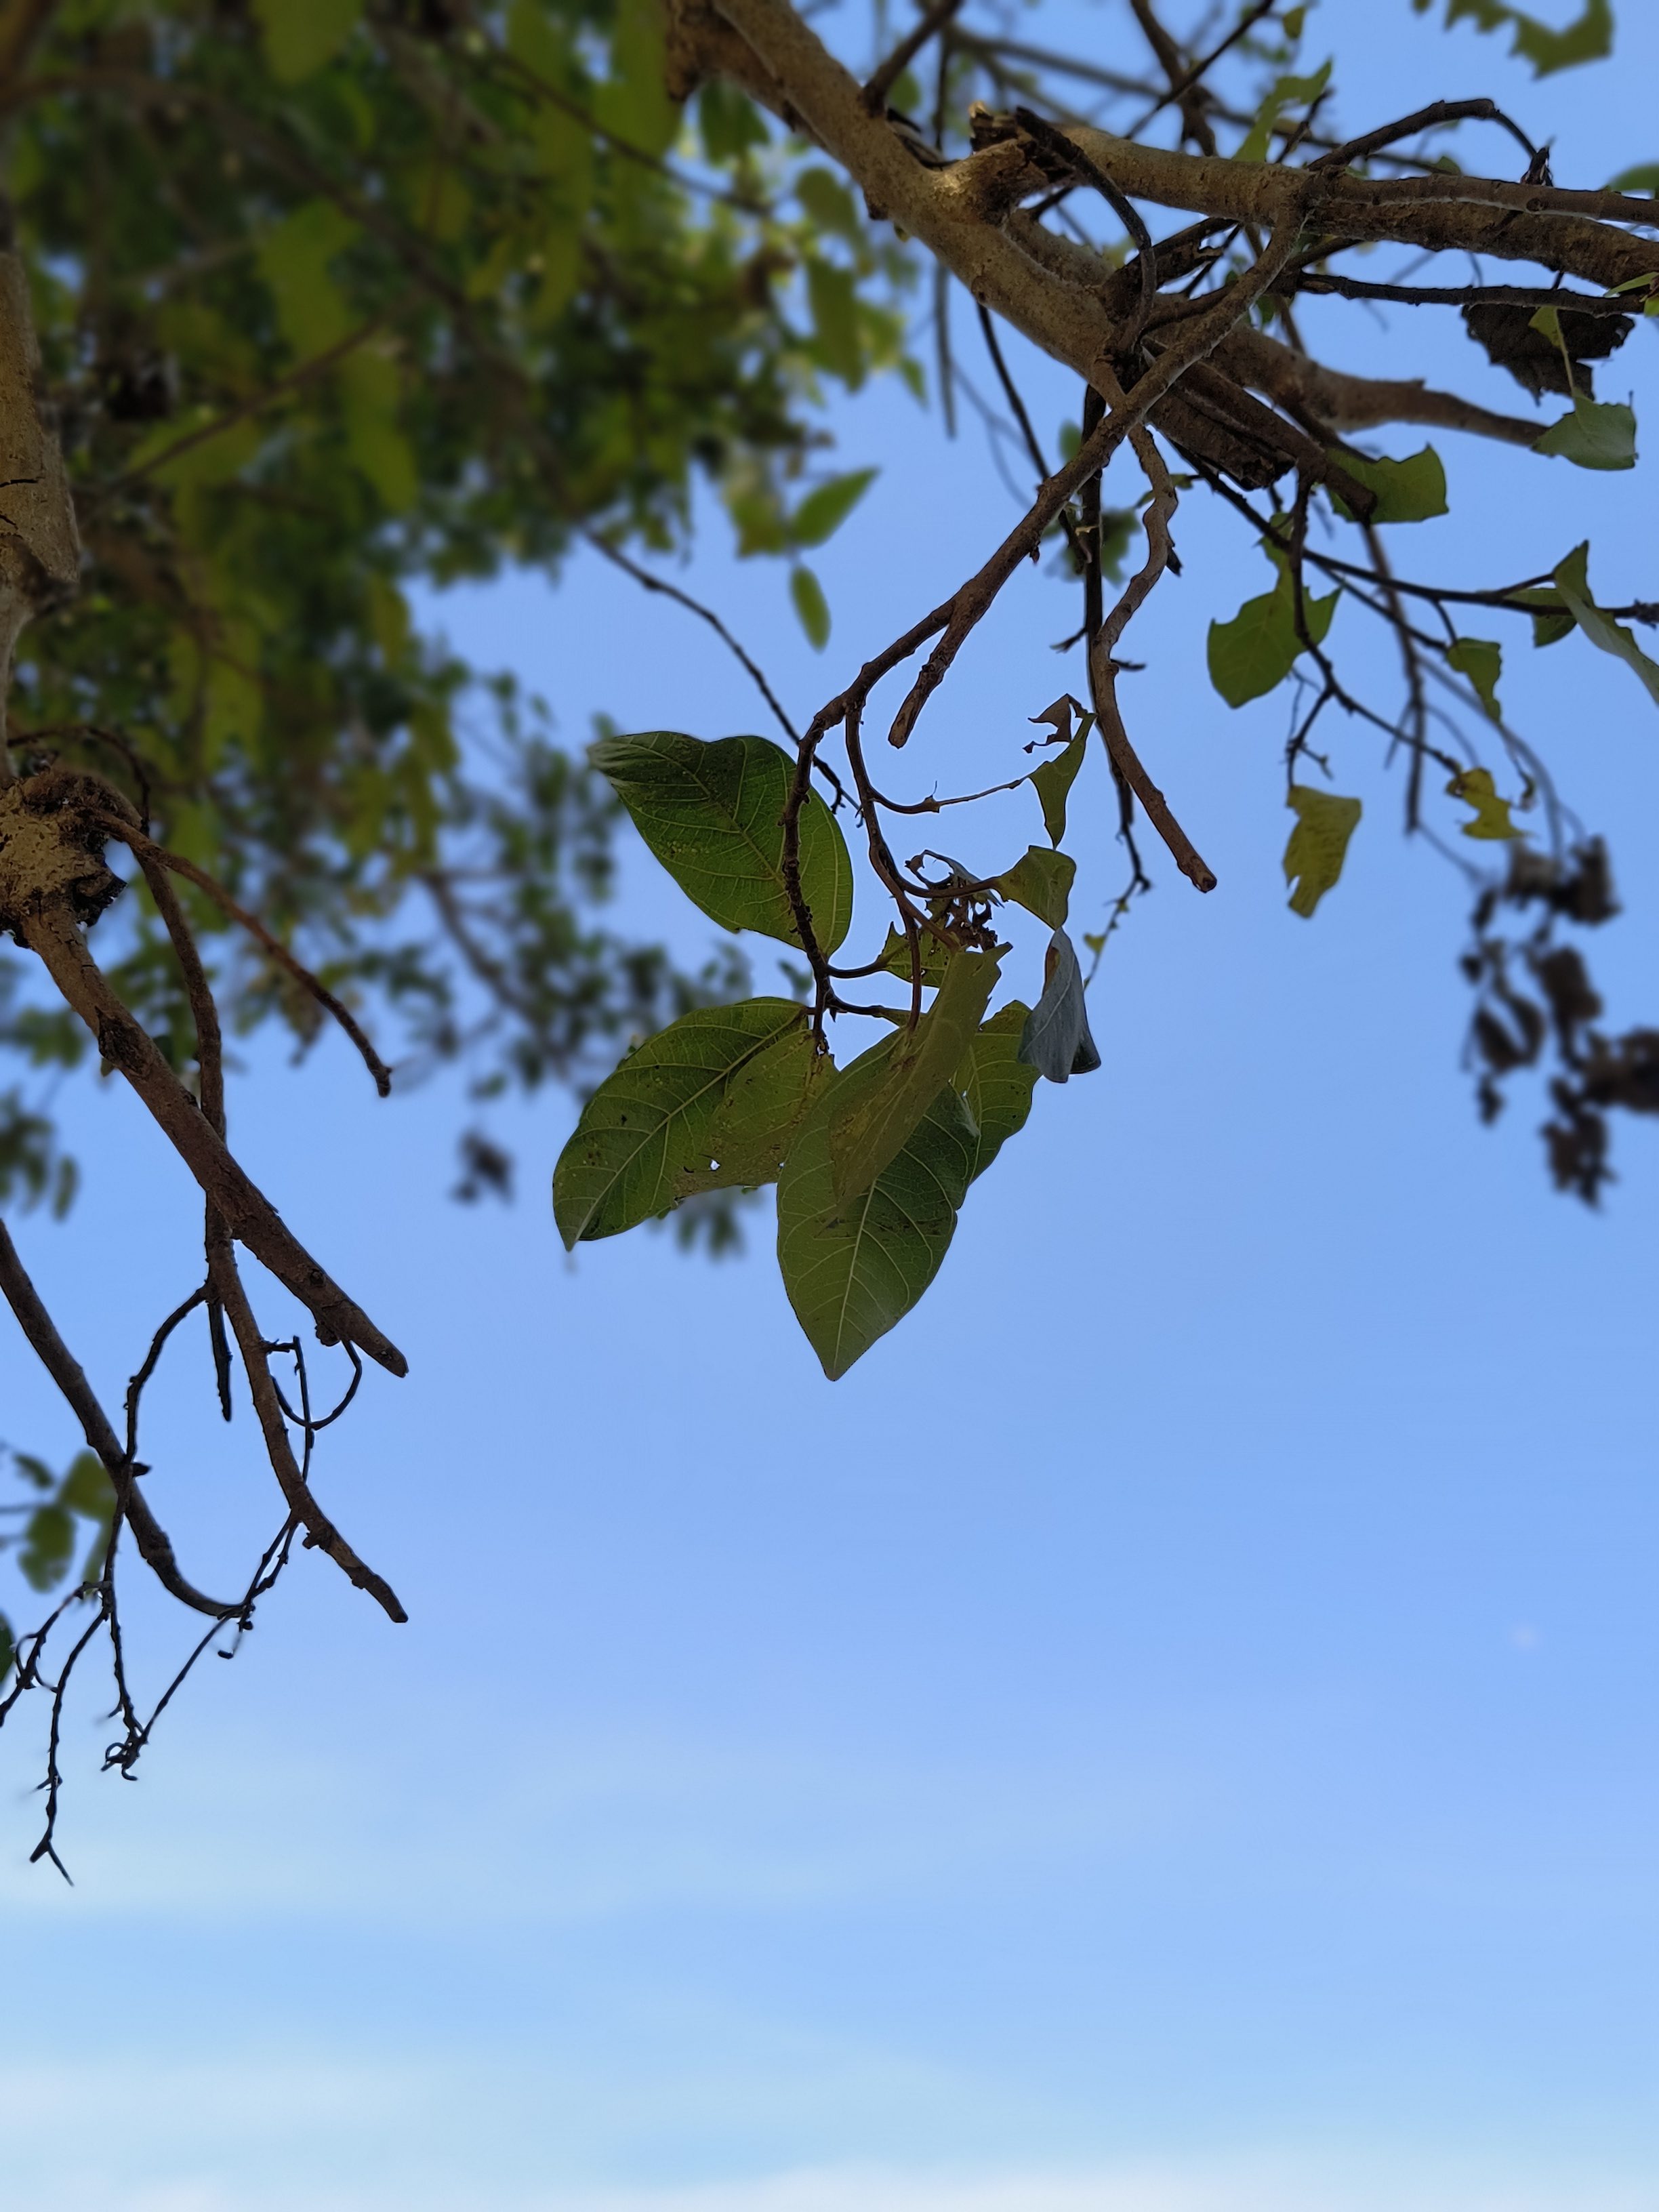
[590,731,854,950]
[554,999,813,1245]
[1607,165,1659,193]
[996,845,1076,928]
[1446,636,1503,720]
[19,1504,75,1592]
[1534,396,1638,470]
[1414,0,1610,75]
[1283,786,1362,918]
[1031,734,1087,846]
[796,168,863,243]
[777,1045,978,1378]
[0,1613,12,1686]
[594,0,680,156]
[1329,445,1447,523]
[789,470,877,549]
[256,200,359,356]
[253,0,363,83]
[1235,59,1332,162]
[956,1004,1038,1183]
[806,259,863,387]
[1448,765,1523,840]
[790,564,831,649]
[1018,928,1101,1083]
[1553,542,1659,708]
[699,80,769,160]
[827,951,1000,1200]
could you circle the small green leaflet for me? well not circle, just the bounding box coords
[253,0,363,83]
[590,730,854,951]
[790,469,877,549]
[956,1004,1039,1183]
[1208,567,1338,708]
[1328,445,1448,524]
[20,1503,75,1593]
[1412,0,1610,77]
[1235,58,1332,161]
[1607,165,1659,195]
[1031,733,1088,846]
[1513,588,1575,648]
[1019,927,1101,1083]
[996,846,1076,928]
[554,1000,815,1246]
[878,925,955,990]
[1283,786,1362,918]
[827,951,1000,1201]
[777,1044,979,1379]
[1534,395,1638,471]
[1552,543,1659,710]
[58,1450,116,1582]
[1448,766,1523,840]
[1446,637,1503,720]
[790,565,831,649]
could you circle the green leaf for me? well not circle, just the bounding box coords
[1513,588,1576,648]
[1019,927,1101,1083]
[777,1044,979,1378]
[338,348,417,512]
[1446,636,1503,720]
[1235,58,1332,161]
[553,999,813,1246]
[806,259,863,388]
[789,469,878,550]
[878,926,956,990]
[1329,445,1448,524]
[1448,765,1523,840]
[796,168,863,243]
[827,951,1000,1201]
[1607,163,1659,195]
[256,199,360,357]
[1553,542,1659,710]
[995,845,1076,928]
[1283,786,1362,918]
[594,0,681,157]
[1417,0,1610,77]
[59,1451,115,1521]
[790,565,831,649]
[589,730,854,951]
[1534,395,1638,471]
[1208,570,1338,708]
[956,1004,1038,1183]
[699,81,769,161]
[1031,734,1087,846]
[253,0,363,83]
[20,1503,75,1592]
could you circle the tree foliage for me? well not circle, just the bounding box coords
[1,0,1656,1860]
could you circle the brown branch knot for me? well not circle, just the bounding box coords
[0,765,134,946]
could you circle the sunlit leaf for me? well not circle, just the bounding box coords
[1283,785,1362,918]
[878,926,956,990]
[1448,765,1523,840]
[554,999,813,1245]
[590,730,854,951]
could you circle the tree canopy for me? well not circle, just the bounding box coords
[0,0,1656,1866]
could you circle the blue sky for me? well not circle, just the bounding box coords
[3,5,1658,2207]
